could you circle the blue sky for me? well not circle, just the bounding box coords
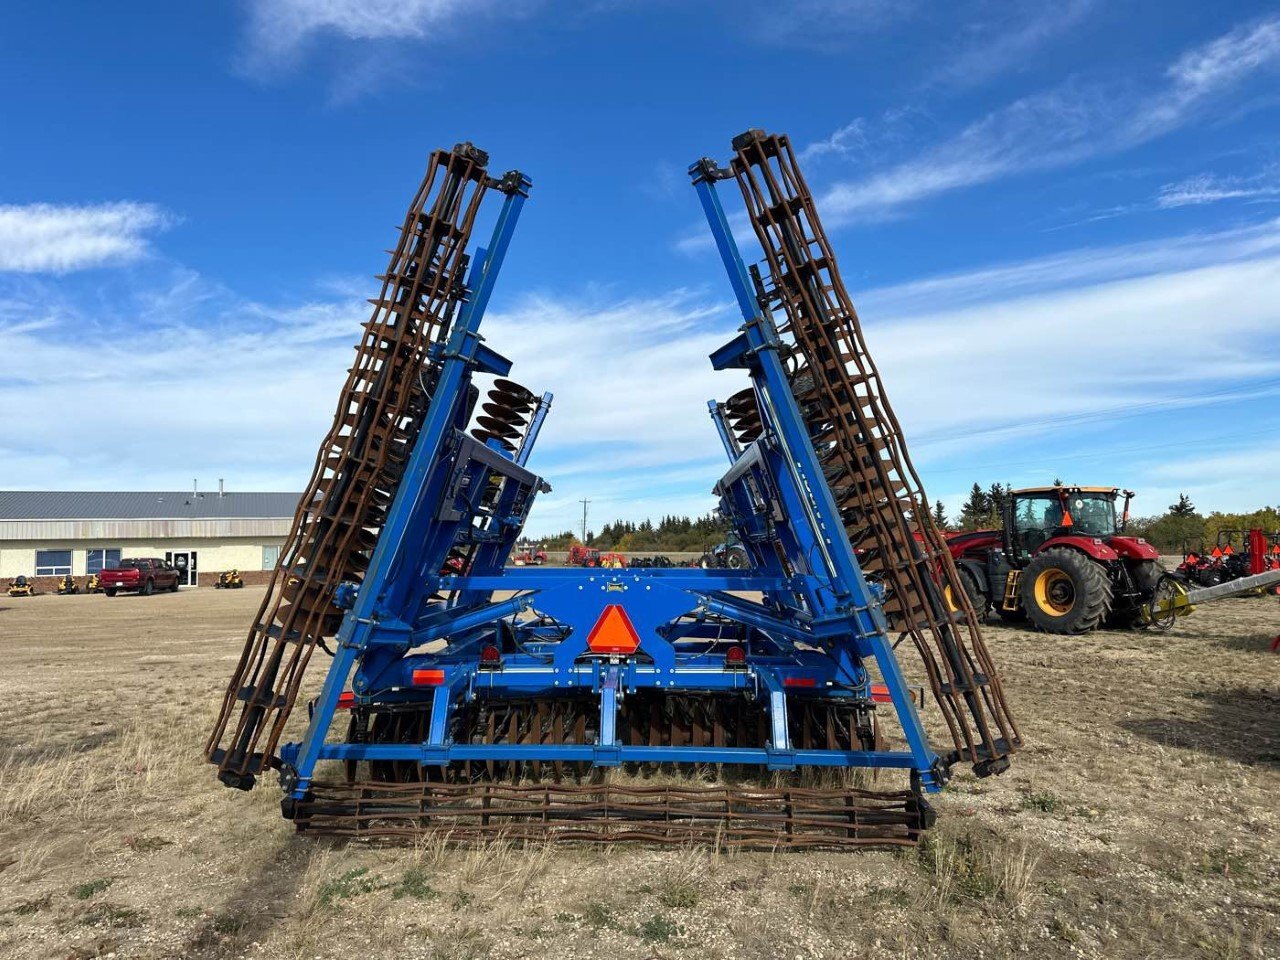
[2,1,1279,534]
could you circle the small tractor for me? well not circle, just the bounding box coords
[700,534,750,569]
[215,569,245,589]
[84,574,102,594]
[8,575,36,597]
[565,544,601,567]
[947,485,1164,634]
[510,543,548,566]
[57,574,79,595]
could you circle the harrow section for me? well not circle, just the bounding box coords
[206,143,500,787]
[296,782,926,848]
[703,130,1019,773]
[207,133,1021,848]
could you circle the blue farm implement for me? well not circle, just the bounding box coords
[206,133,1020,848]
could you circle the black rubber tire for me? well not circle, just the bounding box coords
[105,589,117,598]
[726,548,749,570]
[1130,559,1164,596]
[945,566,987,617]
[141,579,154,597]
[171,579,181,592]
[995,604,1027,623]
[1020,547,1112,634]
[1108,560,1165,628]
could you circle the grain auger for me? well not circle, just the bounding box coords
[206,132,1020,849]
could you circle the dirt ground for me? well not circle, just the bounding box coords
[0,586,1276,960]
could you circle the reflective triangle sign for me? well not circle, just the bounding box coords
[586,604,641,655]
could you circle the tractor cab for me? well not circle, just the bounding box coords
[1003,486,1128,564]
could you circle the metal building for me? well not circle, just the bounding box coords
[0,489,299,588]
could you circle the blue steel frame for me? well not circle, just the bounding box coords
[276,158,947,808]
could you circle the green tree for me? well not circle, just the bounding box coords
[931,499,949,531]
[958,483,991,531]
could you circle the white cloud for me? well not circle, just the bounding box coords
[1156,169,1280,208]
[747,0,918,49]
[1165,16,1280,96]
[0,281,747,529]
[247,0,478,58]
[479,292,747,527]
[858,217,1280,314]
[931,0,1095,90]
[819,14,1280,223]
[6,215,1280,524]
[799,120,869,162]
[0,203,171,273]
[867,254,1280,445]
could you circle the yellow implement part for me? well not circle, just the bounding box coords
[1002,570,1022,612]
[1140,579,1195,628]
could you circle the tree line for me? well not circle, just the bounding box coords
[532,489,1276,556]
[531,513,729,553]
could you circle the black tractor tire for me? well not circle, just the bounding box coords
[944,566,987,617]
[726,547,749,570]
[141,579,154,597]
[1108,559,1165,628]
[1020,547,1113,634]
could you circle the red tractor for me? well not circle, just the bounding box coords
[946,485,1163,634]
[511,543,548,566]
[566,545,602,567]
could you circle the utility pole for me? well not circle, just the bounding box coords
[579,498,590,544]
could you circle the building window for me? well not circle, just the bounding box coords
[35,549,73,576]
[87,549,122,574]
[262,545,281,570]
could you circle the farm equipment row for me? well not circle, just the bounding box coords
[8,574,102,596]
[206,132,1019,849]
[1177,529,1280,588]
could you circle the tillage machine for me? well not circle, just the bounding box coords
[206,132,1020,847]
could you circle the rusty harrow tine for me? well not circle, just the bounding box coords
[206,143,496,784]
[724,130,1020,773]
[296,780,925,848]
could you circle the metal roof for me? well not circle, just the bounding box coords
[0,491,301,521]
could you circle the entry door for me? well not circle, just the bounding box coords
[165,550,199,587]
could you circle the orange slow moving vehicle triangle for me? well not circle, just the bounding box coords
[586,604,641,655]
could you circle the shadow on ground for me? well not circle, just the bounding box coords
[183,834,316,958]
[1121,686,1280,766]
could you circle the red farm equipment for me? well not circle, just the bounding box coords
[566,545,625,568]
[510,542,548,566]
[947,485,1166,634]
[1178,529,1280,588]
[565,545,601,567]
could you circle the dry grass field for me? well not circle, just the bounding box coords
[0,586,1276,960]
